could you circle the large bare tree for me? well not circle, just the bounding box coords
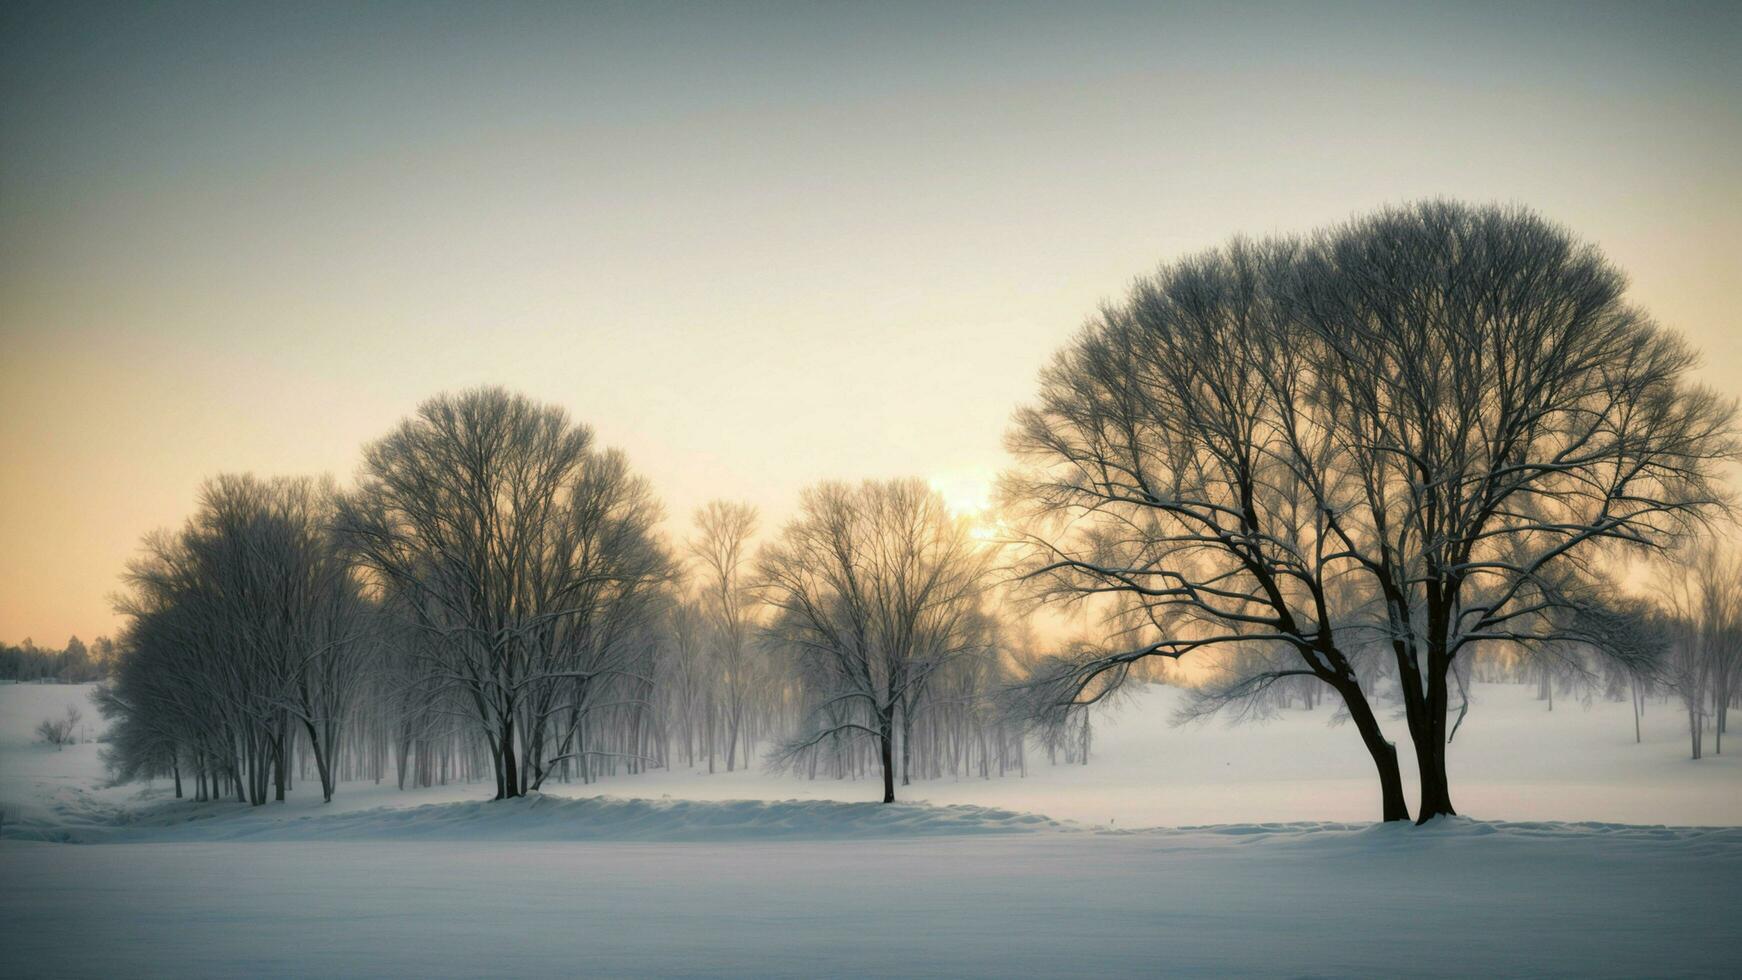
[1007,202,1735,822]
[335,387,673,800]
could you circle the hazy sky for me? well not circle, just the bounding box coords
[2,0,1738,643]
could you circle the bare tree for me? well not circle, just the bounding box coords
[249,476,372,804]
[336,388,591,799]
[688,501,760,771]
[335,388,673,800]
[1294,202,1734,818]
[1007,201,1735,822]
[1006,235,1415,821]
[758,479,994,803]
[655,598,710,768]
[518,450,674,792]
[36,705,81,750]
[1697,549,1742,753]
[1656,541,1742,759]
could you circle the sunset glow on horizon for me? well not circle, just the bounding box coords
[3,1,1738,644]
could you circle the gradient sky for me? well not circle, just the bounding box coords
[2,0,1738,643]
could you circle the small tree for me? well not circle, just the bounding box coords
[759,480,994,803]
[36,705,82,749]
[689,501,760,772]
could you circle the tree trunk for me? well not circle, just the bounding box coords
[500,717,521,798]
[1410,659,1456,823]
[1413,731,1456,822]
[301,721,336,803]
[706,699,717,774]
[1632,677,1642,745]
[272,727,287,803]
[878,712,896,804]
[725,701,741,772]
[900,701,914,786]
[1715,693,1725,755]
[1339,684,1410,822]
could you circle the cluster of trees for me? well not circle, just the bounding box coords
[100,390,1019,806]
[0,635,113,682]
[1004,201,1736,823]
[100,475,372,803]
[93,200,1738,823]
[1653,543,1742,758]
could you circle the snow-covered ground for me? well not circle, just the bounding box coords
[6,821,1739,979]
[2,680,1739,977]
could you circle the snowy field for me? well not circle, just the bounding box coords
[3,681,1740,977]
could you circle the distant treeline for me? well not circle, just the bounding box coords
[0,635,114,683]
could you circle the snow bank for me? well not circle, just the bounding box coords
[1123,815,1742,861]
[13,793,1071,844]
